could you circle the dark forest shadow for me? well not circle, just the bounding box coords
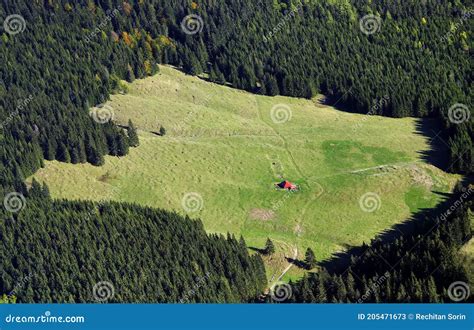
[414,118,451,171]
[320,93,361,113]
[318,179,471,274]
[316,117,463,273]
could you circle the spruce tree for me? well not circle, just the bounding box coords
[127,120,139,147]
[116,130,129,156]
[317,278,327,302]
[305,247,317,269]
[264,238,275,255]
[159,126,166,136]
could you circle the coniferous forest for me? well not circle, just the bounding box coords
[0,0,472,303]
[0,180,267,303]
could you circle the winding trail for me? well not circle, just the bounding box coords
[144,100,421,287]
[277,246,298,282]
[305,160,422,182]
[252,96,325,286]
[250,97,421,287]
[147,93,422,287]
[253,97,306,180]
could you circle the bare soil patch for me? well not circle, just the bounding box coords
[249,208,275,221]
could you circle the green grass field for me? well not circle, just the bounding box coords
[29,66,460,282]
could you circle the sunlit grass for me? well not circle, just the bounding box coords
[29,66,460,280]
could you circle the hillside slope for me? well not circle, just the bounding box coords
[30,66,460,280]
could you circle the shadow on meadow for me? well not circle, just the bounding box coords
[316,180,471,275]
[414,118,452,172]
[283,118,468,274]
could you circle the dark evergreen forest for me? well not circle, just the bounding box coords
[0,0,472,303]
[0,180,267,302]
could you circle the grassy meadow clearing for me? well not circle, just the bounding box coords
[29,66,460,282]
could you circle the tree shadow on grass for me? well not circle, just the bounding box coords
[248,246,266,254]
[317,114,472,275]
[319,93,363,113]
[286,257,307,269]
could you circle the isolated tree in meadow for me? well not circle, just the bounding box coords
[305,247,316,269]
[127,120,139,147]
[264,238,275,255]
[159,126,166,136]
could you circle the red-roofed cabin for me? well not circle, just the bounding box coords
[276,180,297,191]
